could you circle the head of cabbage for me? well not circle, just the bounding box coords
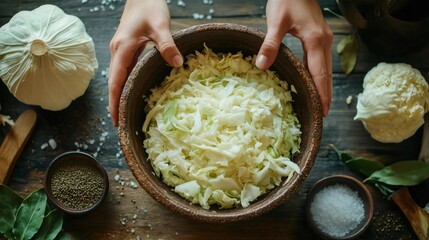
[354,63,429,143]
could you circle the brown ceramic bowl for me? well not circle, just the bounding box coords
[118,23,323,222]
[305,175,374,239]
[44,151,109,215]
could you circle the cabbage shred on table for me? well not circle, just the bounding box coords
[142,45,301,209]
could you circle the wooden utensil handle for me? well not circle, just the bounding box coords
[0,109,37,184]
[392,187,429,240]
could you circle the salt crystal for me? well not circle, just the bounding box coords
[177,0,186,7]
[425,202,429,214]
[41,143,49,150]
[48,139,57,150]
[310,183,365,237]
[114,174,121,182]
[346,95,353,105]
[130,181,138,189]
[193,13,203,19]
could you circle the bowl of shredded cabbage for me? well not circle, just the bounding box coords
[118,23,323,222]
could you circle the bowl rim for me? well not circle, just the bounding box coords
[44,151,109,215]
[305,174,374,239]
[118,23,323,222]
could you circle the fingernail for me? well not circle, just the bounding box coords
[256,54,268,69]
[172,54,183,67]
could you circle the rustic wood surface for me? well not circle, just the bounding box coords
[1,0,428,239]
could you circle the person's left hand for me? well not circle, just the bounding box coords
[256,0,333,116]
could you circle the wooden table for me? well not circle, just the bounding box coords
[1,1,428,239]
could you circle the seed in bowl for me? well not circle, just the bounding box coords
[49,157,105,210]
[142,45,301,209]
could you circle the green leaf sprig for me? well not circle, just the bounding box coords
[330,145,429,196]
[0,185,65,240]
[336,31,359,75]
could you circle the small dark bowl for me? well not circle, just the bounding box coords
[119,23,323,222]
[305,175,374,239]
[44,151,109,215]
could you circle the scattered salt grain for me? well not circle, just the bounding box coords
[48,138,57,150]
[41,143,49,150]
[192,13,205,19]
[177,0,186,7]
[346,95,353,105]
[114,174,121,182]
[129,181,138,189]
[425,202,429,214]
[310,183,365,237]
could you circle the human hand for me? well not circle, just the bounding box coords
[256,0,333,116]
[109,0,183,127]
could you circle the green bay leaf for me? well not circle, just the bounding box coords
[0,184,23,238]
[330,144,353,162]
[33,209,64,240]
[12,188,47,240]
[345,157,385,177]
[366,161,429,186]
[336,32,359,75]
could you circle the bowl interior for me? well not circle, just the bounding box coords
[44,151,109,215]
[119,23,323,222]
[305,175,374,239]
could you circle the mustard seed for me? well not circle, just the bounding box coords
[49,158,105,210]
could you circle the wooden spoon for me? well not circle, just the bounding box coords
[391,187,429,240]
[0,109,37,184]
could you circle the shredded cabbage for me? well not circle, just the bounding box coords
[143,45,301,209]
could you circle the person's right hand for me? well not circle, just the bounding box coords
[109,0,183,127]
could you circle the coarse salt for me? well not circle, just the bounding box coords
[48,138,57,150]
[310,183,365,237]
